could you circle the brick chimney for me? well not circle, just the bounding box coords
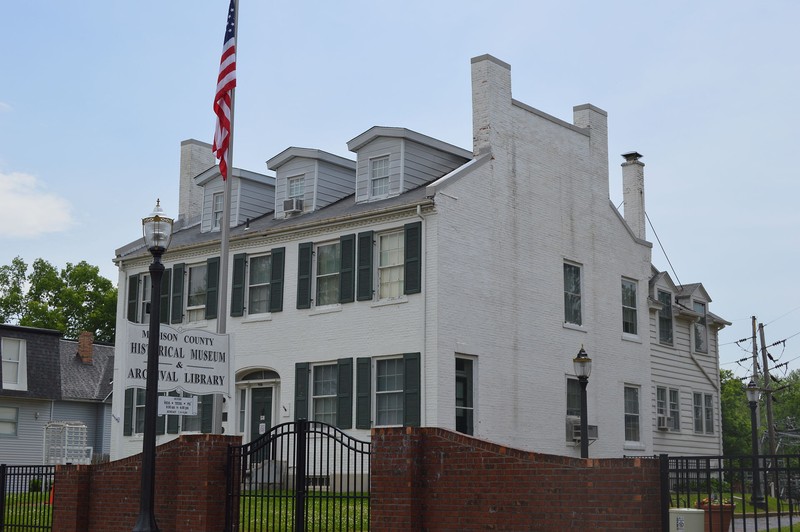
[78,331,93,364]
[621,151,646,240]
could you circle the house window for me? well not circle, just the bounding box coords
[624,385,640,442]
[248,255,271,314]
[378,231,404,299]
[455,357,474,435]
[621,279,637,335]
[187,264,208,322]
[566,378,581,417]
[312,364,338,425]
[1,337,27,391]
[370,156,390,197]
[563,263,582,325]
[693,392,714,434]
[0,406,18,437]
[657,386,680,430]
[657,290,673,345]
[376,358,404,426]
[316,242,341,306]
[693,301,708,353]
[288,176,304,199]
[212,192,224,230]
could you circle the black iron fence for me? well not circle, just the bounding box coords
[663,453,800,531]
[225,420,370,532]
[0,464,55,531]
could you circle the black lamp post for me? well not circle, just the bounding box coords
[746,379,765,508]
[573,346,592,459]
[133,200,173,532]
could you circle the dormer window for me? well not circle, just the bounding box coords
[370,156,390,198]
[212,192,224,230]
[288,176,304,199]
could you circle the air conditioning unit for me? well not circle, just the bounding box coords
[567,416,598,443]
[283,198,303,213]
[657,415,669,430]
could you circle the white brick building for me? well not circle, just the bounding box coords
[109,55,726,460]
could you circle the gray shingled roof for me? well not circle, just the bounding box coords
[59,339,114,402]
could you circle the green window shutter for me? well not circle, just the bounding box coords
[171,263,185,324]
[339,234,356,303]
[159,269,171,324]
[356,357,372,429]
[205,257,220,319]
[123,388,134,436]
[296,243,313,309]
[356,231,374,301]
[231,253,246,317]
[403,352,421,427]
[404,222,422,294]
[336,358,353,429]
[269,247,285,312]
[127,274,139,323]
[200,395,214,433]
[294,362,309,420]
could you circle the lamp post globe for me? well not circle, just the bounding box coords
[133,200,173,532]
[572,346,592,459]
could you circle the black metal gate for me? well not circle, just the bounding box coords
[0,464,55,531]
[225,420,370,532]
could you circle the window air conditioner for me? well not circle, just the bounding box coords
[283,198,303,213]
[657,415,669,430]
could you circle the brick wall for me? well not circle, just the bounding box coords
[53,434,239,532]
[371,427,662,531]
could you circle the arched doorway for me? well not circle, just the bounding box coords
[236,369,281,444]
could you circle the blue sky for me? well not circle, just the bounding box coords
[1,1,798,379]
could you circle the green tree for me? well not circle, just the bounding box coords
[0,256,117,343]
[720,369,752,456]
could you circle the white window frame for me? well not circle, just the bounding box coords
[657,386,680,431]
[287,175,304,199]
[212,192,224,231]
[247,254,271,315]
[1,337,27,391]
[370,156,390,198]
[186,263,208,323]
[563,262,582,326]
[0,406,18,437]
[377,230,404,299]
[693,392,714,434]
[311,363,337,425]
[621,278,638,336]
[657,290,673,345]
[624,385,640,443]
[693,301,708,353]
[374,357,404,427]
[315,241,341,307]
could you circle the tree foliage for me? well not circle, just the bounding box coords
[0,256,117,343]
[720,369,752,456]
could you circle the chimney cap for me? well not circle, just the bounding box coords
[621,151,643,162]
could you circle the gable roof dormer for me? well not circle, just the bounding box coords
[267,148,356,219]
[347,127,472,203]
[193,166,275,233]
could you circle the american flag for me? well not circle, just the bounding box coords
[213,0,237,180]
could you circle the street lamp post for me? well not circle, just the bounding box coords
[746,379,765,508]
[133,200,173,532]
[573,346,592,459]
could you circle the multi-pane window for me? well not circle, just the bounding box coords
[657,290,673,345]
[248,255,271,314]
[312,364,338,425]
[316,243,341,306]
[693,301,708,353]
[693,392,714,434]
[455,358,474,435]
[621,279,637,335]
[566,378,581,417]
[376,358,403,426]
[370,156,390,197]
[187,264,208,322]
[624,385,640,442]
[0,406,19,437]
[212,192,224,230]
[288,176,304,199]
[378,231,404,299]
[1,337,26,391]
[657,386,680,430]
[563,263,582,325]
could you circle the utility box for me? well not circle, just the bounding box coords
[669,508,704,532]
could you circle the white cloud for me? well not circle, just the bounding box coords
[0,172,74,237]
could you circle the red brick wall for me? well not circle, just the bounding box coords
[52,434,240,532]
[370,427,662,531]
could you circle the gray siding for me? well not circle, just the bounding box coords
[0,399,51,465]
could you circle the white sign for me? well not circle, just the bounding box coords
[158,396,198,416]
[125,323,230,396]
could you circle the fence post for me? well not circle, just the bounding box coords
[295,419,307,532]
[659,454,669,532]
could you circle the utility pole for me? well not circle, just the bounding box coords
[758,322,777,457]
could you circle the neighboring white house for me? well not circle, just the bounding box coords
[109,54,726,460]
